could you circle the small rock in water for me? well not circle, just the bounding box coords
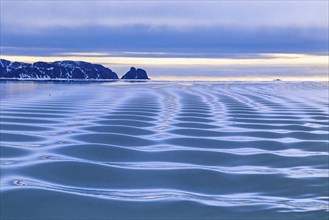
[121,67,150,80]
[13,180,25,186]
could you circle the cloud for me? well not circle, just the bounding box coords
[1,1,328,33]
[1,25,328,54]
[1,1,327,60]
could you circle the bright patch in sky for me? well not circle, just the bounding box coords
[1,53,327,81]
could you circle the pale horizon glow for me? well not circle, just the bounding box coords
[1,53,328,81]
[153,75,328,82]
[1,53,327,67]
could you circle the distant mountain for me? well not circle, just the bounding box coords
[0,59,119,80]
[121,67,150,80]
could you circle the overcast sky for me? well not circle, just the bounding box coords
[0,1,328,79]
[2,1,328,28]
[1,1,328,54]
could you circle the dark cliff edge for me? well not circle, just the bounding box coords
[0,59,118,80]
[0,59,124,80]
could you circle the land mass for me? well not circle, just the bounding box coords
[0,59,150,80]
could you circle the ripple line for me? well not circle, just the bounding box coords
[1,178,327,212]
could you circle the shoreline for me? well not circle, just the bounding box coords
[0,78,328,83]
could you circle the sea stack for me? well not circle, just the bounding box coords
[121,67,150,80]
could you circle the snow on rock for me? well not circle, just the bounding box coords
[0,59,118,80]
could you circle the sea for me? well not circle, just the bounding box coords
[0,81,328,219]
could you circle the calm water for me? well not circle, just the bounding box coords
[0,81,328,219]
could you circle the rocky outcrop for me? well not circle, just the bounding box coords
[121,67,150,80]
[0,59,118,80]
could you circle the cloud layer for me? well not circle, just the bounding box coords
[2,1,328,30]
[2,25,328,55]
[1,1,328,54]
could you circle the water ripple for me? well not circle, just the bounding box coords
[1,178,327,212]
[1,81,328,219]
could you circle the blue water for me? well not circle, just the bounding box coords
[0,81,328,219]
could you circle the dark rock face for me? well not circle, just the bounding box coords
[121,67,150,80]
[0,59,118,80]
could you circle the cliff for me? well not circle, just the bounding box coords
[0,59,119,80]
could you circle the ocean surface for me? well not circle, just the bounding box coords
[0,81,328,220]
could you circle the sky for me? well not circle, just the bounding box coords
[0,0,328,80]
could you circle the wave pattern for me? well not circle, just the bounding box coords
[0,81,328,219]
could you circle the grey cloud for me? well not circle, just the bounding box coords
[1,1,328,33]
[1,25,328,55]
